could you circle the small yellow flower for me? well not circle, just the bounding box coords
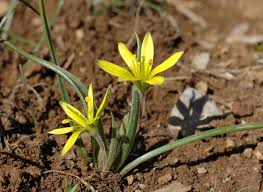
[97,33,184,92]
[48,84,110,156]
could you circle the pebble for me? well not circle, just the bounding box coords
[255,143,263,151]
[154,181,192,192]
[223,177,232,183]
[32,18,41,27]
[195,81,208,94]
[204,146,214,153]
[139,184,146,190]
[225,138,235,149]
[126,175,134,185]
[243,148,253,158]
[254,150,263,161]
[0,0,8,17]
[191,52,210,71]
[157,173,173,185]
[254,143,263,161]
[75,29,84,40]
[197,167,207,174]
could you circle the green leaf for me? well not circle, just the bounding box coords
[0,0,18,40]
[120,122,263,177]
[0,29,36,47]
[106,112,119,170]
[39,0,70,103]
[3,41,88,113]
[17,0,40,15]
[116,85,140,171]
[135,32,141,61]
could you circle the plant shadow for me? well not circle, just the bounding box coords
[168,90,229,138]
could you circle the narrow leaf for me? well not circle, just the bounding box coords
[3,41,88,113]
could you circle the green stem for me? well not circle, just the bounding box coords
[116,85,140,170]
[106,113,118,170]
[39,0,70,103]
[120,122,263,177]
[135,32,141,61]
[92,132,107,170]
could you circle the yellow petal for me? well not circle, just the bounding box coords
[141,33,154,65]
[95,85,111,119]
[59,101,88,127]
[118,43,138,75]
[62,119,71,124]
[88,84,94,119]
[61,131,81,156]
[145,76,165,85]
[48,126,75,134]
[117,76,138,82]
[150,51,184,77]
[97,60,136,80]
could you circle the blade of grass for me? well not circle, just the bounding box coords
[38,0,70,102]
[0,29,36,47]
[116,85,140,171]
[120,122,263,177]
[3,40,88,113]
[106,113,118,170]
[135,32,141,62]
[19,64,37,124]
[39,0,89,159]
[17,0,40,15]
[1,0,18,40]
[18,64,30,99]
[24,0,64,65]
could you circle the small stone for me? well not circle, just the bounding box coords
[157,173,173,185]
[191,52,210,71]
[32,18,41,27]
[226,138,235,149]
[254,150,263,161]
[154,181,192,192]
[243,148,253,158]
[126,175,134,185]
[0,0,8,17]
[139,184,146,189]
[75,29,84,40]
[172,157,179,165]
[255,143,263,151]
[223,177,232,183]
[197,167,207,174]
[15,111,27,124]
[195,81,208,94]
[239,80,254,89]
[204,146,214,153]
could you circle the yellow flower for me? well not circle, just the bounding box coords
[48,84,110,156]
[97,33,184,92]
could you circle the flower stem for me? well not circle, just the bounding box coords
[116,85,140,170]
[120,122,263,177]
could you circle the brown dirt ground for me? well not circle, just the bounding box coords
[1,0,263,191]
